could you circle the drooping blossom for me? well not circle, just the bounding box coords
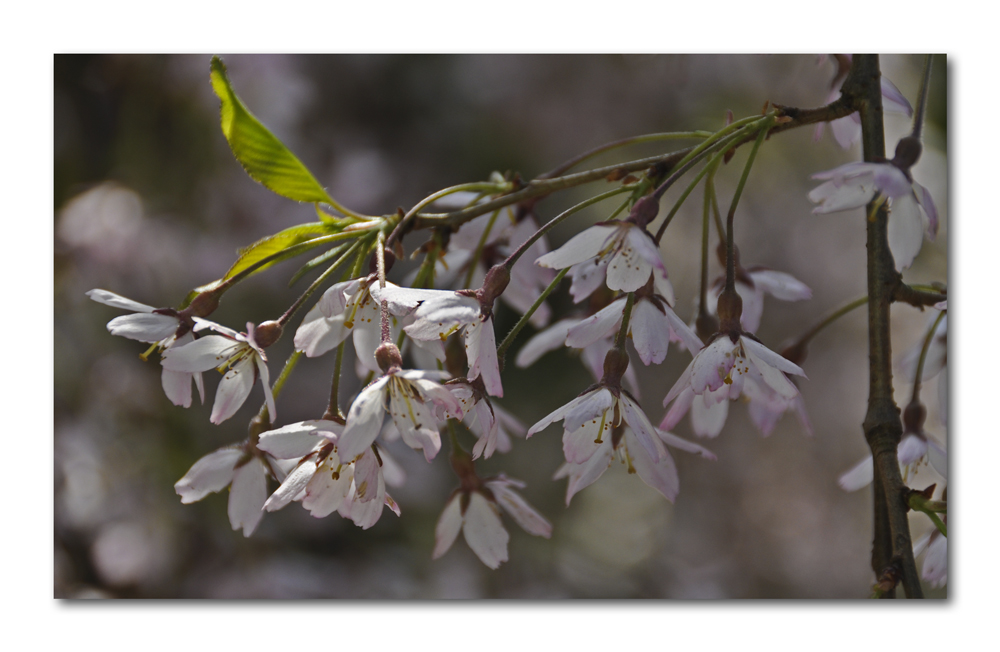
[87,289,205,408]
[433,474,551,569]
[565,269,703,366]
[809,153,939,270]
[535,220,666,300]
[838,429,947,491]
[553,425,716,505]
[174,444,271,537]
[899,304,947,424]
[913,527,947,588]
[257,420,400,529]
[372,283,503,397]
[706,267,812,335]
[813,54,913,150]
[161,321,275,424]
[336,367,463,464]
[437,379,523,460]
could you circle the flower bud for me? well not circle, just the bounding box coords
[374,342,403,373]
[601,347,630,387]
[902,400,926,433]
[479,263,511,305]
[253,320,283,348]
[717,288,743,333]
[627,195,659,229]
[186,290,220,318]
[892,136,922,172]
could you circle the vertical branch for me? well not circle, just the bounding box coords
[845,54,923,598]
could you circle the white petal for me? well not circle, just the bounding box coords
[656,429,717,460]
[661,305,704,358]
[432,494,464,560]
[256,355,276,423]
[535,225,616,269]
[488,481,552,538]
[922,533,947,587]
[690,337,739,395]
[462,493,509,569]
[742,337,807,377]
[161,369,194,408]
[565,299,625,349]
[660,386,693,430]
[563,388,614,433]
[606,229,655,293]
[466,318,503,397]
[264,458,319,512]
[691,390,729,438]
[257,421,339,459]
[161,335,238,373]
[563,417,609,464]
[209,356,255,424]
[228,458,267,537]
[888,193,925,270]
[87,289,156,312]
[338,377,390,461]
[405,294,481,341]
[838,456,874,492]
[809,175,875,213]
[651,266,675,306]
[629,301,671,365]
[174,447,242,503]
[562,438,614,505]
[368,283,447,313]
[881,77,913,116]
[293,303,350,357]
[567,257,609,303]
[748,269,812,302]
[515,319,577,368]
[912,181,939,238]
[927,437,947,479]
[619,394,661,462]
[625,429,678,502]
[389,384,442,462]
[871,165,912,199]
[303,459,354,518]
[352,448,383,502]
[106,313,179,343]
[528,391,596,437]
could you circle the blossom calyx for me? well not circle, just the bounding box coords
[375,342,403,372]
[253,320,283,349]
[184,290,221,319]
[902,400,926,433]
[601,347,630,389]
[368,246,396,275]
[478,263,511,307]
[627,195,659,229]
[891,136,922,173]
[716,288,743,333]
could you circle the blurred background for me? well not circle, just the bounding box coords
[54,54,947,598]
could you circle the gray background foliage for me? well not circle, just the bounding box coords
[54,54,947,598]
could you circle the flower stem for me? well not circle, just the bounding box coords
[653,143,729,245]
[323,340,347,421]
[614,292,636,352]
[724,118,772,293]
[495,267,569,370]
[698,161,721,326]
[462,209,501,289]
[794,296,869,348]
[910,308,946,405]
[539,130,713,179]
[276,238,366,327]
[386,181,509,247]
[911,55,934,141]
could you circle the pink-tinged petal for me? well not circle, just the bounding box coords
[651,267,676,306]
[897,434,928,467]
[793,394,814,437]
[561,439,614,505]
[258,421,339,459]
[255,355,276,423]
[927,436,947,479]
[352,316,386,374]
[515,318,578,368]
[161,335,238,373]
[881,77,913,116]
[342,478,389,529]
[661,305,704,357]
[746,387,783,437]
[174,447,242,503]
[228,458,267,537]
[404,294,481,341]
[462,493,509,569]
[810,161,881,181]
[563,388,614,433]
[808,176,875,213]
[389,388,442,463]
[626,225,666,273]
[488,481,552,538]
[838,456,874,492]
[210,356,256,424]
[432,494,464,560]
[656,429,717,460]
[317,280,358,318]
[338,377,390,462]
[87,289,156,312]
[527,392,595,437]
[691,390,729,438]
[741,337,807,378]
[742,342,798,401]
[264,458,320,512]
[871,164,912,199]
[106,313,178,343]
[410,377,464,418]
[303,458,354,518]
[660,386,693,430]
[368,283,447,314]
[470,401,500,460]
[887,192,925,270]
[161,369,194,408]
[353,448,382,503]
[563,417,608,464]
[625,429,678,502]
[829,115,861,150]
[663,359,695,407]
[568,257,609,303]
[921,533,947,587]
[748,269,812,302]
[565,299,625,349]
[912,181,939,238]
[690,337,739,394]
[466,318,503,397]
[536,224,616,269]
[294,303,350,357]
[619,395,660,462]
[629,301,671,365]
[606,231,654,293]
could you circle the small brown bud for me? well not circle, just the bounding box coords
[479,263,510,305]
[253,320,283,348]
[717,289,743,333]
[374,342,403,373]
[902,400,926,433]
[186,291,220,318]
[892,136,922,172]
[627,195,659,229]
[602,348,630,387]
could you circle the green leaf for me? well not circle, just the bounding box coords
[224,222,336,281]
[210,56,334,204]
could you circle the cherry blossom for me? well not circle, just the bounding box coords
[174,445,270,537]
[706,267,812,335]
[913,528,947,588]
[838,430,947,492]
[432,475,551,569]
[336,367,463,464]
[87,289,205,408]
[535,220,665,300]
[161,321,275,424]
[808,158,938,270]
[437,380,523,460]
[554,425,716,505]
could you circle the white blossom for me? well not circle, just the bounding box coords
[174,445,269,537]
